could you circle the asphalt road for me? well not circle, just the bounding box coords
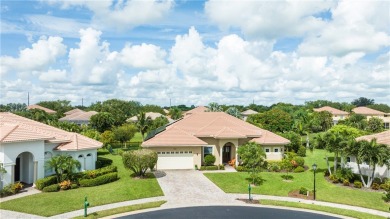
[117,206,341,219]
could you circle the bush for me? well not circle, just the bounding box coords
[0,184,13,197]
[200,165,219,171]
[204,155,216,166]
[293,156,305,167]
[268,161,281,172]
[43,184,60,192]
[83,165,117,179]
[236,166,248,172]
[250,172,264,186]
[324,169,330,177]
[294,166,305,173]
[297,146,306,157]
[70,184,79,189]
[122,149,157,177]
[79,172,118,187]
[380,182,390,190]
[343,179,350,186]
[329,174,339,183]
[11,182,23,193]
[336,168,354,181]
[281,175,294,180]
[35,175,58,190]
[59,180,71,190]
[371,183,380,190]
[218,164,225,170]
[299,187,308,195]
[354,181,362,188]
[96,157,113,169]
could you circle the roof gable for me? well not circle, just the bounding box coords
[143,126,208,147]
[356,130,390,145]
[27,105,56,114]
[313,106,349,115]
[352,106,385,115]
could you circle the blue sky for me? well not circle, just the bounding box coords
[1,0,389,106]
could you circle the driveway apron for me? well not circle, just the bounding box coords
[155,170,241,207]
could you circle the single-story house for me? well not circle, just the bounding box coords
[27,104,56,114]
[142,109,290,170]
[0,112,102,188]
[313,106,349,125]
[241,109,258,121]
[127,112,174,123]
[59,109,98,126]
[352,106,390,129]
[183,106,208,117]
[346,130,390,179]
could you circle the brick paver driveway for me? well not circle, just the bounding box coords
[155,170,241,207]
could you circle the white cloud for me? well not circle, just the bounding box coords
[38,69,67,82]
[119,43,167,69]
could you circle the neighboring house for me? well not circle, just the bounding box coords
[142,111,290,170]
[313,106,349,125]
[0,112,102,188]
[59,109,98,126]
[346,130,390,179]
[241,109,258,121]
[27,105,56,114]
[127,112,174,123]
[352,106,390,129]
[183,106,208,116]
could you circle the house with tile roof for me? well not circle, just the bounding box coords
[27,104,57,114]
[59,109,98,126]
[352,106,390,129]
[346,130,390,179]
[127,112,174,123]
[0,112,102,188]
[241,109,258,121]
[314,106,349,125]
[142,111,290,170]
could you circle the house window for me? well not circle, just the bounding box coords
[204,146,213,158]
[346,157,351,162]
[157,152,161,154]
[274,148,279,153]
[265,148,270,153]
[384,123,389,129]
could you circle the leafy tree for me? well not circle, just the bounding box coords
[80,129,101,141]
[308,111,333,132]
[136,112,153,140]
[237,142,267,185]
[90,112,115,132]
[352,97,375,107]
[247,104,269,113]
[113,124,137,147]
[149,116,169,131]
[0,103,27,112]
[246,113,263,128]
[339,113,367,130]
[225,107,242,119]
[100,130,115,147]
[122,149,158,177]
[169,107,183,120]
[45,155,81,183]
[367,104,390,113]
[48,121,82,133]
[281,131,301,153]
[16,109,58,124]
[254,109,293,133]
[141,104,165,114]
[367,117,384,133]
[37,100,73,117]
[313,132,327,149]
[270,102,297,115]
[206,102,223,112]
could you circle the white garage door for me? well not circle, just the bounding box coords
[157,151,193,170]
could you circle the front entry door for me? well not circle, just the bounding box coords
[15,157,20,182]
[222,146,231,163]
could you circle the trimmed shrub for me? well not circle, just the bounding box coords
[0,185,13,197]
[336,168,354,181]
[343,179,350,186]
[281,174,294,180]
[83,165,117,179]
[236,166,248,172]
[380,183,390,190]
[79,172,118,187]
[70,184,79,189]
[200,165,219,171]
[268,161,281,172]
[371,183,380,190]
[35,175,57,190]
[297,146,306,157]
[329,174,339,183]
[204,155,216,166]
[96,157,113,169]
[294,156,305,167]
[218,164,225,170]
[122,149,157,177]
[43,184,60,192]
[354,181,362,188]
[11,182,23,194]
[294,166,305,173]
[250,172,264,186]
[299,187,308,195]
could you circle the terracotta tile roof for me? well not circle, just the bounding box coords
[251,129,291,145]
[0,112,102,150]
[64,108,85,115]
[241,109,258,116]
[183,106,208,116]
[59,111,98,122]
[142,112,289,147]
[352,106,386,115]
[313,106,349,115]
[143,126,208,147]
[356,130,390,146]
[27,105,56,114]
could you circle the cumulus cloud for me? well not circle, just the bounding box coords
[119,43,167,69]
[38,69,68,82]
[0,36,67,75]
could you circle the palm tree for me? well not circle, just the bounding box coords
[206,102,223,112]
[136,112,152,140]
[169,107,182,120]
[324,131,344,174]
[46,155,81,182]
[225,107,242,119]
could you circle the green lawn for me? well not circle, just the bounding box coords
[205,149,390,212]
[0,152,163,217]
[260,200,386,219]
[130,132,144,142]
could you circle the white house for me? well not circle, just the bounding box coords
[0,112,102,188]
[313,106,349,125]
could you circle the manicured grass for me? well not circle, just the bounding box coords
[0,153,163,217]
[260,200,386,219]
[130,132,144,143]
[73,201,166,219]
[205,149,390,212]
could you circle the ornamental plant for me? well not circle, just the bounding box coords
[122,149,157,177]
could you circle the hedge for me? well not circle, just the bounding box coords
[42,184,60,192]
[96,157,113,169]
[79,172,118,187]
[199,165,224,171]
[294,166,305,173]
[83,165,117,179]
[35,175,57,190]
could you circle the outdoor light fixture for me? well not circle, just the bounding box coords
[312,163,317,200]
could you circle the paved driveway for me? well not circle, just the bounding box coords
[155,170,241,207]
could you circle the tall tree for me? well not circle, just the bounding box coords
[206,102,223,112]
[237,142,267,185]
[136,112,152,140]
[225,107,242,119]
[113,124,137,147]
[253,109,293,133]
[352,97,375,106]
[367,117,384,133]
[169,107,183,120]
[90,112,115,132]
[149,116,169,131]
[45,155,81,183]
[37,100,73,117]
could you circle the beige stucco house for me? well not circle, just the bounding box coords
[27,104,56,114]
[142,109,290,170]
[313,106,349,125]
[352,106,390,129]
[0,112,102,188]
[59,109,98,126]
[241,109,258,121]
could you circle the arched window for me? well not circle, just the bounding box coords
[78,155,84,158]
[87,153,92,157]
[346,157,351,162]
